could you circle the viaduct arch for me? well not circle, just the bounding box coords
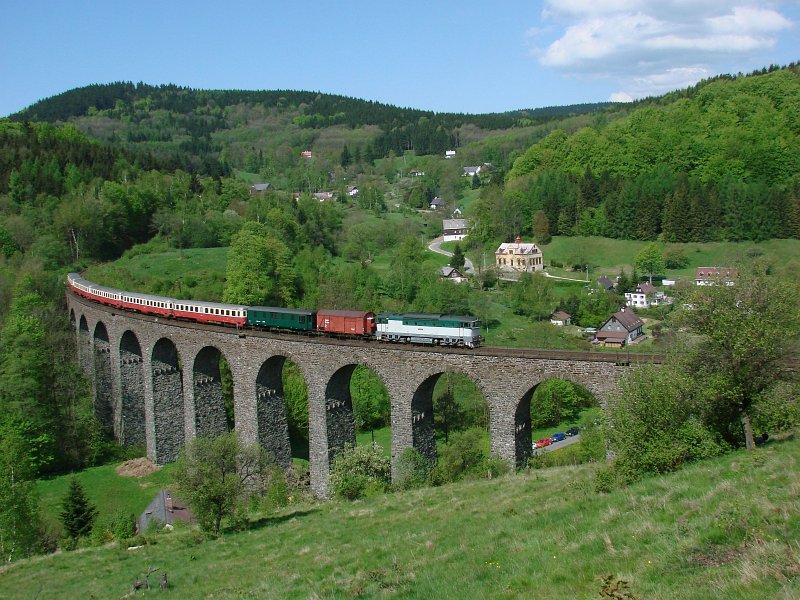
[67,291,660,497]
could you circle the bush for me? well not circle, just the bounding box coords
[751,382,800,433]
[429,429,486,485]
[606,365,728,484]
[393,448,429,490]
[329,444,391,501]
[663,246,689,269]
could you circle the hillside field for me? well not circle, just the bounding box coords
[4,434,798,598]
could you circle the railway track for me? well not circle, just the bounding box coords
[68,290,665,365]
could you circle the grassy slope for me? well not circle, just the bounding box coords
[37,463,178,526]
[5,435,798,598]
[539,236,800,279]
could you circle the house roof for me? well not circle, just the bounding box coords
[595,330,628,340]
[139,489,192,532]
[440,266,463,278]
[463,166,480,175]
[250,183,271,192]
[597,276,615,289]
[551,311,571,320]
[495,239,541,255]
[430,197,445,207]
[637,282,657,295]
[608,309,644,332]
[443,219,467,229]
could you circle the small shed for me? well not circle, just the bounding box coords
[550,311,571,326]
[138,489,193,532]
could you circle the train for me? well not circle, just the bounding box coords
[67,273,483,348]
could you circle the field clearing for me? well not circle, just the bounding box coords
[8,434,798,598]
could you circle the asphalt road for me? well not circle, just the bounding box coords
[428,236,475,274]
[535,433,581,453]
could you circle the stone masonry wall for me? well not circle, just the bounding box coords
[68,292,627,497]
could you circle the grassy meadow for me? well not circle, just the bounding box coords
[5,434,798,598]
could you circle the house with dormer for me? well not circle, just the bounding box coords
[594,308,644,347]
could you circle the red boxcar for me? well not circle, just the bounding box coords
[316,310,375,337]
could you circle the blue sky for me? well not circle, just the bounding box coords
[2,1,798,117]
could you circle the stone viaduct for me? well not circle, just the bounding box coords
[67,291,661,497]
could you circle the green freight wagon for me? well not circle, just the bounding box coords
[246,306,317,331]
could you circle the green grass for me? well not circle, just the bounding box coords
[37,462,178,526]
[84,246,229,300]
[8,434,799,598]
[539,236,800,279]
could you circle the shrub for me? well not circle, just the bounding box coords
[751,382,800,433]
[430,429,486,485]
[393,448,429,490]
[605,364,727,485]
[663,246,689,269]
[329,444,390,501]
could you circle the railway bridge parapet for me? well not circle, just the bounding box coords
[67,291,661,497]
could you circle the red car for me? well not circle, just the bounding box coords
[537,437,553,447]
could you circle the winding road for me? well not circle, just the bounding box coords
[428,236,475,274]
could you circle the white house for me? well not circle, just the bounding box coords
[494,236,544,273]
[445,150,456,159]
[550,311,571,326]
[439,266,467,283]
[443,219,469,241]
[625,283,673,308]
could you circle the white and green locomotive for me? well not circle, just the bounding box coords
[375,313,482,348]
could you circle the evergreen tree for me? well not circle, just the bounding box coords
[533,210,551,244]
[449,243,466,269]
[340,144,351,168]
[60,477,97,540]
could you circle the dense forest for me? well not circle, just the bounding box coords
[10,82,614,171]
[468,65,800,245]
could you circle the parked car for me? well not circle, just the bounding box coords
[537,437,552,447]
[566,427,580,437]
[551,432,566,442]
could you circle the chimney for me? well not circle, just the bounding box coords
[515,235,521,244]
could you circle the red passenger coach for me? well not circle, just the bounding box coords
[316,310,376,337]
[174,300,247,328]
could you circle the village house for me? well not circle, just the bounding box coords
[597,276,615,291]
[594,308,644,347]
[550,311,571,326]
[429,196,446,210]
[695,267,737,286]
[346,185,358,197]
[444,150,456,159]
[624,283,672,309]
[494,236,544,273]
[439,266,467,283]
[443,218,469,241]
[409,169,425,177]
[249,182,272,195]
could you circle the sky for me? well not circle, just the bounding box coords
[1,1,798,117]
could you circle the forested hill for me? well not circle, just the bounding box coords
[9,83,614,170]
[476,65,800,244]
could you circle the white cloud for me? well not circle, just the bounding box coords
[609,91,634,102]
[535,1,795,98]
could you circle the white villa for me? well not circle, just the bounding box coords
[494,236,544,273]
